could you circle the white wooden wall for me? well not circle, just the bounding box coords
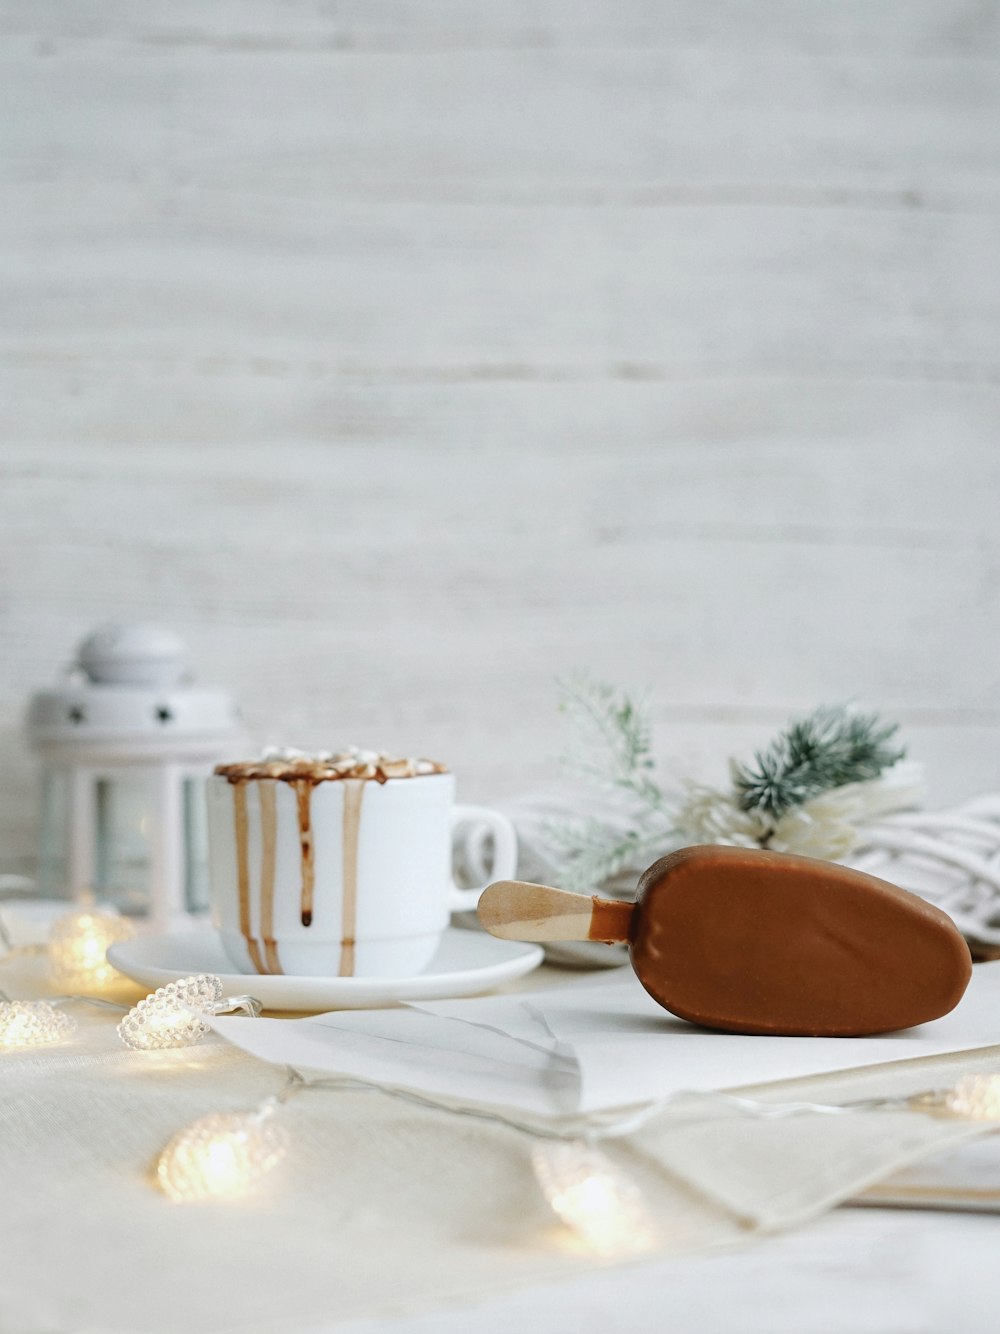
[3,1,1000,873]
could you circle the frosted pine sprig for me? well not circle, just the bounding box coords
[545,820,669,895]
[557,674,663,806]
[731,705,905,819]
[549,676,676,891]
[540,684,910,893]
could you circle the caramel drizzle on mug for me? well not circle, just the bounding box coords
[293,780,316,928]
[232,780,266,974]
[339,780,365,977]
[257,780,282,974]
[227,769,367,977]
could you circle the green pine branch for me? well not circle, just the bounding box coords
[731,704,905,819]
[545,685,905,892]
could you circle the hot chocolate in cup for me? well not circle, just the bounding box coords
[206,748,518,978]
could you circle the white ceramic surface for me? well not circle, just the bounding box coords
[107,925,543,1012]
[207,770,517,977]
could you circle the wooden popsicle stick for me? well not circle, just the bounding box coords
[477,881,634,944]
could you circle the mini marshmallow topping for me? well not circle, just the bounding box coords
[215,747,447,785]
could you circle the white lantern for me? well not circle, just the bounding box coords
[26,624,242,928]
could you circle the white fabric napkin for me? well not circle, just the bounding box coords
[211,961,1000,1115]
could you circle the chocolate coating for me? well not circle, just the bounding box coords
[631,846,972,1036]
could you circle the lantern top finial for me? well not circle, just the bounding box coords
[77,623,187,687]
[26,622,241,757]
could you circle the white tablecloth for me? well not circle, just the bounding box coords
[4,949,1000,1334]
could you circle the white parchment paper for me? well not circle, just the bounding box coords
[211,962,1000,1115]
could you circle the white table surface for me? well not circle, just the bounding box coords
[337,1207,1000,1334]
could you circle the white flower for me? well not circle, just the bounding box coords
[676,784,765,848]
[836,761,924,823]
[767,763,923,860]
[767,796,859,860]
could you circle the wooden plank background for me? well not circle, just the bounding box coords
[2,1,999,874]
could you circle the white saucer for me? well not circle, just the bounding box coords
[107,926,544,1013]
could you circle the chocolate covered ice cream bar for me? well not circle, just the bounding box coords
[478,845,972,1036]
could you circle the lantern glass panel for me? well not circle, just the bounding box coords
[183,776,210,914]
[37,768,71,899]
[94,775,154,915]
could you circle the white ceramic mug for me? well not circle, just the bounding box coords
[206,770,517,977]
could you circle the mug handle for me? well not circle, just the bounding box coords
[449,806,518,913]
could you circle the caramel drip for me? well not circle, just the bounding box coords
[217,757,448,783]
[232,780,265,974]
[258,780,282,975]
[294,780,315,928]
[339,780,365,977]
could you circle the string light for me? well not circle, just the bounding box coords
[48,907,134,990]
[12,893,1000,1249]
[118,974,262,1051]
[940,1074,1000,1120]
[530,1139,657,1256]
[156,1100,288,1202]
[149,1061,1000,1234]
[152,1067,663,1255]
[0,998,76,1049]
[9,889,1000,1242]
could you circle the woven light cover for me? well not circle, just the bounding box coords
[530,1140,657,1256]
[945,1074,1000,1121]
[156,1108,288,1203]
[0,1000,76,1049]
[48,909,134,990]
[117,974,224,1051]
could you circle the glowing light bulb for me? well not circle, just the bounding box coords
[0,1000,76,1049]
[156,1103,288,1202]
[118,974,222,1050]
[118,974,261,1050]
[531,1140,658,1256]
[48,908,134,991]
[944,1074,1000,1120]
